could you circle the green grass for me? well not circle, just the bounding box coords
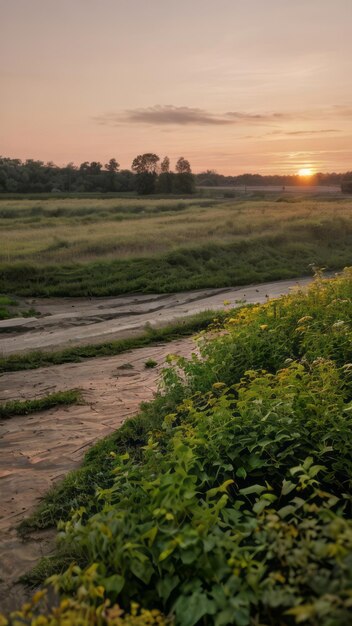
[0,389,82,419]
[0,310,226,373]
[18,270,352,626]
[0,294,18,319]
[1,197,352,296]
[2,231,352,297]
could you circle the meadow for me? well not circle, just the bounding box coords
[7,270,352,626]
[1,194,352,295]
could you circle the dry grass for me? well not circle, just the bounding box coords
[2,197,352,265]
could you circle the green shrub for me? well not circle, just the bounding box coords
[17,271,352,625]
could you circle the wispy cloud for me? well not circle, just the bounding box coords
[267,129,341,137]
[94,105,233,126]
[93,104,352,128]
[225,111,288,123]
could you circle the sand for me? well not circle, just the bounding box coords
[0,276,312,611]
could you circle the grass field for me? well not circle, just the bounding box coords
[1,195,352,296]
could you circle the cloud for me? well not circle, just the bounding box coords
[94,105,234,126]
[225,111,288,123]
[285,129,340,136]
[267,129,341,137]
[93,104,352,128]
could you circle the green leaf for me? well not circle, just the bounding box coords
[159,544,177,562]
[236,467,247,479]
[156,575,180,601]
[281,479,296,496]
[130,559,153,584]
[253,498,270,514]
[240,484,267,496]
[174,591,216,626]
[207,479,234,499]
[278,504,296,518]
[101,574,125,596]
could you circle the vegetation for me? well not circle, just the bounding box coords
[1,197,352,296]
[144,359,158,369]
[341,179,352,193]
[0,295,17,320]
[0,294,39,320]
[197,170,352,187]
[0,389,82,419]
[14,270,352,626]
[1,156,350,194]
[0,311,224,373]
[0,593,169,626]
[0,155,195,196]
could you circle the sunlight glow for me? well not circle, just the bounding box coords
[298,167,313,177]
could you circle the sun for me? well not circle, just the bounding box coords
[298,167,313,177]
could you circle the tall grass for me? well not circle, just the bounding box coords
[1,197,352,295]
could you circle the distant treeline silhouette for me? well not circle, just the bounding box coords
[0,155,194,195]
[197,169,352,188]
[0,155,351,194]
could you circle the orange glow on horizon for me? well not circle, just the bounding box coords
[298,167,314,177]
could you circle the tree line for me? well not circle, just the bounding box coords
[197,169,352,188]
[0,155,195,195]
[1,155,351,194]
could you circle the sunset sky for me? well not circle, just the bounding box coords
[1,0,352,174]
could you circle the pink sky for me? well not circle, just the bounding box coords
[1,0,352,174]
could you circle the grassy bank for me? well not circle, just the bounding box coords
[0,310,225,373]
[1,231,352,297]
[15,269,352,626]
[0,389,82,419]
[1,197,352,296]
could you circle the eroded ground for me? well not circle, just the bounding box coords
[0,277,313,612]
[0,278,312,354]
[0,339,195,612]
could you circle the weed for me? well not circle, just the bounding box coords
[0,389,82,419]
[144,359,158,368]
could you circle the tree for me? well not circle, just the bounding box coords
[175,157,191,174]
[157,155,174,193]
[341,177,352,193]
[104,158,120,191]
[174,157,195,194]
[160,156,170,173]
[131,153,160,195]
[131,153,159,174]
[105,158,120,173]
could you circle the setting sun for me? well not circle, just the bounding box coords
[298,168,313,177]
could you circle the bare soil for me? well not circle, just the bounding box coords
[0,338,195,612]
[0,277,312,612]
[0,278,312,355]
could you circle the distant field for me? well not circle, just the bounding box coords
[1,195,352,295]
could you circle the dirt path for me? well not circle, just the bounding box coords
[0,338,195,612]
[0,278,312,355]
[0,276,312,611]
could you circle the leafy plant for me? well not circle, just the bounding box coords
[16,270,352,625]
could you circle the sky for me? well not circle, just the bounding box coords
[1,0,352,174]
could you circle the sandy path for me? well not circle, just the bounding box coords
[0,276,312,611]
[0,338,195,612]
[0,278,312,355]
